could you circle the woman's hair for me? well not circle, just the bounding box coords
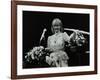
[51,18,64,34]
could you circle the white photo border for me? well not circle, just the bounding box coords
[17,5,94,75]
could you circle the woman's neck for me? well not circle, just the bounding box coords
[54,31,61,35]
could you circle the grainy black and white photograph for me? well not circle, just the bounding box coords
[23,11,90,69]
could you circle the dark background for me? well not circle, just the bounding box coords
[23,11,90,68]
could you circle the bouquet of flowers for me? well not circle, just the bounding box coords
[25,46,45,63]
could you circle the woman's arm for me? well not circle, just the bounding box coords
[45,36,53,53]
[63,32,71,47]
[45,47,53,53]
[63,32,70,42]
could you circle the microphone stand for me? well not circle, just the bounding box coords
[39,28,47,46]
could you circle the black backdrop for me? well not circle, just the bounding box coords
[23,11,89,67]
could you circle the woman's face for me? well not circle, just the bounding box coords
[53,25,61,33]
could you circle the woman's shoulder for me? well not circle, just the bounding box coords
[61,32,70,41]
[48,35,54,39]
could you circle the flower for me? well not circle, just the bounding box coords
[25,46,44,62]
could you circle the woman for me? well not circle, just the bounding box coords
[45,18,70,67]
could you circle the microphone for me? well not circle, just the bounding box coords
[40,28,47,42]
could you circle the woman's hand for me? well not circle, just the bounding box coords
[45,47,53,53]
